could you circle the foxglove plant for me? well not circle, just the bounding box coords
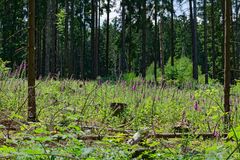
[132,84,137,91]
[194,101,200,111]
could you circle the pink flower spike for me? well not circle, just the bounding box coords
[132,84,136,91]
[213,131,220,138]
[194,101,200,111]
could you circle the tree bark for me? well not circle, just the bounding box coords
[94,0,99,78]
[141,0,147,78]
[45,0,57,76]
[189,0,198,80]
[224,0,231,130]
[193,0,198,80]
[203,0,208,84]
[28,0,37,122]
[106,0,110,75]
[211,0,216,79]
[120,0,126,74]
[64,0,69,77]
[70,0,75,77]
[170,0,174,67]
[128,12,132,72]
[159,13,164,77]
[154,0,158,83]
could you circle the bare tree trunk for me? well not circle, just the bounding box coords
[45,0,57,76]
[159,13,164,77]
[234,0,239,79]
[64,0,69,77]
[170,0,174,67]
[42,27,46,76]
[154,0,158,83]
[211,0,216,79]
[91,0,95,78]
[106,0,110,75]
[28,0,37,122]
[81,8,86,79]
[120,0,126,74]
[224,0,231,130]
[93,0,99,78]
[70,0,75,77]
[193,0,198,80]
[128,12,132,72]
[189,0,198,80]
[141,0,147,78]
[203,0,208,84]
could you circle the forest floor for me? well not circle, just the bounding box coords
[0,78,240,159]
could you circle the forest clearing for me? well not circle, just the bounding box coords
[0,78,239,159]
[0,0,240,159]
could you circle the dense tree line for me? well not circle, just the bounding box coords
[0,0,239,82]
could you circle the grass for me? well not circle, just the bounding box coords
[0,77,240,159]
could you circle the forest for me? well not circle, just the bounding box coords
[0,0,240,159]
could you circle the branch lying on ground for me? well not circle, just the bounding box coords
[78,133,228,141]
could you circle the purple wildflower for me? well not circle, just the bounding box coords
[194,101,200,111]
[213,131,220,138]
[132,84,136,91]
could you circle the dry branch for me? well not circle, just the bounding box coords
[78,133,228,141]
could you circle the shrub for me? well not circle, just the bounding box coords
[165,57,193,83]
[123,72,136,83]
[0,58,10,79]
[145,63,161,81]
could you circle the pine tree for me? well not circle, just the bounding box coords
[28,0,37,122]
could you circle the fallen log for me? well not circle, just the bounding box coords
[81,126,134,134]
[78,133,228,141]
[153,133,228,139]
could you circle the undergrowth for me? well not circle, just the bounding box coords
[0,77,239,159]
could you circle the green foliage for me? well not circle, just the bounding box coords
[56,9,65,35]
[0,58,10,78]
[145,63,161,81]
[165,57,193,83]
[0,79,239,159]
[122,72,136,83]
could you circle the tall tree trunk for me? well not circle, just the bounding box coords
[154,0,158,83]
[211,0,216,79]
[45,0,57,76]
[128,12,132,72]
[203,0,208,84]
[36,3,41,78]
[189,0,198,80]
[106,0,110,75]
[70,0,75,77]
[234,0,239,79]
[221,0,225,74]
[64,0,69,77]
[231,4,235,81]
[159,14,164,77]
[28,0,37,122]
[93,0,99,78]
[82,9,87,79]
[98,0,101,75]
[193,0,198,80]
[170,0,174,67]
[141,0,147,78]
[120,0,126,74]
[80,5,85,79]
[224,0,231,130]
[91,0,95,78]
[42,27,46,76]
